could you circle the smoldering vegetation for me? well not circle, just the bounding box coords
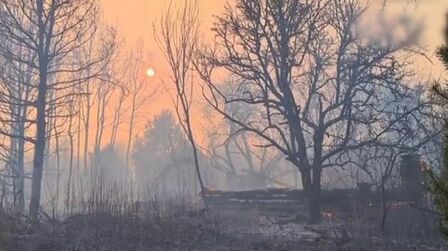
[0,0,448,250]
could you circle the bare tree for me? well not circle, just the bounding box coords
[0,43,34,214]
[353,85,441,231]
[92,65,116,172]
[123,49,155,173]
[155,0,207,203]
[109,82,129,147]
[206,98,290,189]
[196,0,427,222]
[0,0,116,221]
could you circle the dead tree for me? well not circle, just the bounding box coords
[123,49,155,173]
[0,42,34,214]
[354,85,440,231]
[206,98,288,189]
[196,0,426,222]
[0,0,116,221]
[155,0,208,203]
[92,65,116,172]
[109,80,129,147]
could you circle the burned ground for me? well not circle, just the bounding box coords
[0,197,446,251]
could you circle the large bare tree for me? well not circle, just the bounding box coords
[197,0,427,222]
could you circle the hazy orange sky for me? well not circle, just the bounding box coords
[98,0,448,145]
[98,0,228,145]
[99,0,448,72]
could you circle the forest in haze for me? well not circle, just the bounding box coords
[0,0,448,250]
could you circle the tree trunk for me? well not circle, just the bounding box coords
[125,100,135,172]
[29,78,47,222]
[83,82,91,172]
[10,103,26,214]
[65,109,75,213]
[54,123,61,217]
[93,87,107,172]
[380,177,387,232]
[29,0,52,223]
[308,192,321,224]
[185,120,207,207]
[300,166,322,223]
[16,134,25,214]
[309,168,322,224]
[14,88,28,215]
[10,136,18,210]
[301,168,311,194]
[110,93,124,146]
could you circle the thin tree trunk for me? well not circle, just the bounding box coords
[110,92,125,146]
[93,84,111,170]
[65,105,75,213]
[125,100,135,172]
[185,118,207,206]
[76,100,82,172]
[93,88,105,171]
[16,129,25,214]
[83,82,91,172]
[16,47,32,215]
[54,121,61,217]
[10,134,17,209]
[11,79,26,214]
[380,177,387,232]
